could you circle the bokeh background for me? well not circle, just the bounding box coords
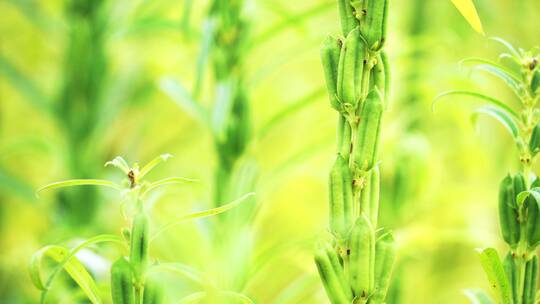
[1,0,540,303]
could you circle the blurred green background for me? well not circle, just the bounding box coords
[1,0,540,303]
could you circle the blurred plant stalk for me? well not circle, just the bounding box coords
[439,40,540,303]
[314,0,396,303]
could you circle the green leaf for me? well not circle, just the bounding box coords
[178,291,254,304]
[0,166,35,201]
[178,292,206,304]
[104,156,130,174]
[471,105,520,139]
[450,0,484,35]
[29,245,102,304]
[0,55,52,115]
[151,192,255,241]
[464,288,495,304]
[36,179,122,195]
[159,77,209,126]
[142,176,199,196]
[518,188,540,210]
[149,262,206,286]
[472,64,524,99]
[192,19,214,99]
[490,37,521,60]
[139,153,173,179]
[476,248,512,304]
[433,90,519,119]
[460,57,521,82]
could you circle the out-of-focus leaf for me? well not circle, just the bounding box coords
[193,19,214,99]
[139,153,173,179]
[150,262,206,286]
[159,77,209,126]
[472,64,524,98]
[178,292,206,304]
[460,57,521,81]
[476,248,512,304]
[258,87,325,139]
[143,176,199,196]
[471,105,520,140]
[433,90,519,119]
[450,0,484,35]
[104,156,130,174]
[36,179,122,195]
[464,289,494,304]
[0,56,52,115]
[490,37,521,60]
[211,81,234,140]
[181,0,194,35]
[29,245,102,304]
[151,192,255,241]
[178,291,254,304]
[0,166,35,201]
[517,188,540,209]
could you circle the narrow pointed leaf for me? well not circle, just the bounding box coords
[160,77,208,126]
[490,37,521,60]
[151,193,255,241]
[105,156,130,174]
[139,154,173,179]
[476,248,512,304]
[433,90,519,119]
[450,0,484,35]
[471,106,519,139]
[464,289,495,304]
[143,177,199,196]
[36,179,121,195]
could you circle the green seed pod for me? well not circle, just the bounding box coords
[359,165,380,226]
[321,35,343,111]
[360,0,389,50]
[370,231,396,303]
[314,241,353,303]
[513,173,527,198]
[143,280,163,304]
[111,257,135,304]
[523,254,538,304]
[337,0,358,35]
[329,155,354,239]
[529,124,540,157]
[526,196,540,249]
[130,212,149,279]
[499,175,520,247]
[370,55,385,100]
[381,51,391,104]
[502,253,519,304]
[354,89,383,171]
[337,114,352,161]
[337,28,365,110]
[531,70,540,95]
[348,215,374,298]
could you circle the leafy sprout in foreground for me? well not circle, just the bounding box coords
[31,154,255,304]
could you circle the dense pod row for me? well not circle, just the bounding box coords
[315,242,353,303]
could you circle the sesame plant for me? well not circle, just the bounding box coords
[315,0,396,303]
[436,39,540,303]
[30,154,253,303]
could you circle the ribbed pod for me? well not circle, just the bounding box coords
[348,215,374,298]
[111,257,134,304]
[321,36,342,110]
[370,231,396,303]
[498,175,520,247]
[329,155,354,239]
[314,242,353,303]
[130,212,149,278]
[354,89,383,171]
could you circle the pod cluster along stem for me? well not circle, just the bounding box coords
[440,39,540,304]
[315,0,395,303]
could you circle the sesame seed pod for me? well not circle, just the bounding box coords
[502,253,519,304]
[523,254,538,304]
[321,35,343,111]
[314,242,353,303]
[143,280,163,304]
[359,165,380,226]
[529,124,540,157]
[337,114,352,162]
[337,28,364,110]
[337,0,359,36]
[499,175,520,247]
[371,231,396,303]
[348,215,374,298]
[329,155,354,239]
[531,70,540,96]
[354,89,383,171]
[130,212,149,279]
[360,0,389,51]
[111,257,135,304]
